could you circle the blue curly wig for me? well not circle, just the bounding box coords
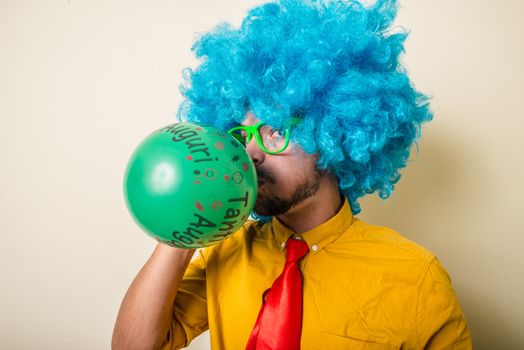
[177,0,432,215]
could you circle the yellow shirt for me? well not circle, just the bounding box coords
[162,198,472,349]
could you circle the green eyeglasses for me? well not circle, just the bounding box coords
[228,122,291,155]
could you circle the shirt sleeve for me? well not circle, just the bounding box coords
[160,249,209,350]
[415,257,473,349]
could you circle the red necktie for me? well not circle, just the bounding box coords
[245,237,310,350]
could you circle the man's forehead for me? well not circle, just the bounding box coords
[241,111,261,126]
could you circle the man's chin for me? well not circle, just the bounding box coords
[253,196,291,217]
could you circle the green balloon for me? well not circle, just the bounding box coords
[124,122,258,248]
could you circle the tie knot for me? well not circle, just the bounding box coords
[285,237,309,263]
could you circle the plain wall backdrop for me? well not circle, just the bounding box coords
[1,0,523,349]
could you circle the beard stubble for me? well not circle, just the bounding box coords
[253,167,322,217]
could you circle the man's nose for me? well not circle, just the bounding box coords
[245,137,265,166]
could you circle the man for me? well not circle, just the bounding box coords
[113,0,472,349]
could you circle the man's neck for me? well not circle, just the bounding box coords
[276,179,343,234]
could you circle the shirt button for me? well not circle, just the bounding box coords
[312,245,319,252]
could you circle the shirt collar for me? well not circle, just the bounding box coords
[271,196,354,255]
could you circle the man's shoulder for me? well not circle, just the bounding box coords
[331,219,453,292]
[344,218,436,264]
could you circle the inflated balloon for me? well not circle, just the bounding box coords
[124,122,257,248]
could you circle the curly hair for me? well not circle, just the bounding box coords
[177,0,432,214]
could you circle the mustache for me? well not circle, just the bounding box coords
[256,168,276,184]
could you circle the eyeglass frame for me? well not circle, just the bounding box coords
[227,121,291,155]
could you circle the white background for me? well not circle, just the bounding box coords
[1,0,523,349]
